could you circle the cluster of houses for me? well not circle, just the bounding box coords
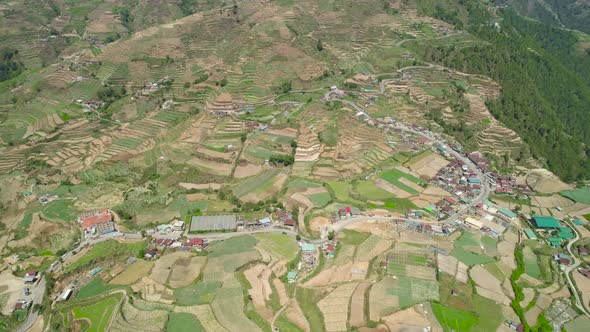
[150,237,208,251]
[275,209,295,228]
[78,209,116,238]
[431,159,483,215]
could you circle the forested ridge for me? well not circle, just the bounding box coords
[497,0,590,34]
[417,1,590,181]
[0,48,24,82]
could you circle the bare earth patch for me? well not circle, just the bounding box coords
[382,304,433,332]
[169,256,207,288]
[110,260,154,285]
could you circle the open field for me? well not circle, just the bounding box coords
[432,303,478,332]
[255,233,299,261]
[379,168,425,195]
[110,260,154,285]
[73,294,122,332]
[451,231,495,266]
[167,312,205,332]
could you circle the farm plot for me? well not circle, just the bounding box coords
[73,294,122,332]
[382,304,439,332]
[436,254,469,283]
[470,265,511,306]
[349,282,370,328]
[405,150,450,179]
[212,275,261,332]
[166,312,205,332]
[317,283,357,332]
[431,303,478,332]
[354,234,392,262]
[379,167,425,196]
[451,231,495,266]
[233,169,287,203]
[168,256,207,288]
[387,244,436,281]
[149,252,191,285]
[243,264,274,321]
[110,260,154,285]
[522,246,542,280]
[110,299,168,332]
[255,233,299,261]
[369,276,438,321]
[561,186,590,205]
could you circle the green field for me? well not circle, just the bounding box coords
[207,235,257,257]
[451,232,495,266]
[308,192,331,206]
[379,169,425,195]
[522,246,542,279]
[233,169,281,197]
[432,303,479,332]
[166,312,205,332]
[41,199,80,222]
[339,229,371,245]
[73,295,120,332]
[173,281,221,306]
[77,278,115,299]
[355,180,396,201]
[561,186,590,205]
[255,233,299,261]
[64,240,147,273]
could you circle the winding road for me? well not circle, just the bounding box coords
[564,220,590,317]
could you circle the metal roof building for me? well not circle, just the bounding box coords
[498,207,517,219]
[531,215,560,229]
[524,228,537,240]
[190,215,238,232]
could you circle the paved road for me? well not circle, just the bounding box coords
[564,220,590,317]
[15,276,46,332]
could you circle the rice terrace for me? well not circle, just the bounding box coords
[1,0,590,332]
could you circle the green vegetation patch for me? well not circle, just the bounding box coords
[561,186,590,205]
[73,295,120,332]
[451,232,495,266]
[41,199,81,222]
[166,312,205,332]
[173,281,221,306]
[77,278,115,299]
[207,235,257,258]
[308,192,331,206]
[355,180,396,201]
[295,287,325,332]
[339,229,371,246]
[522,246,542,279]
[64,240,147,273]
[255,233,299,261]
[233,169,281,197]
[379,169,425,195]
[432,302,478,332]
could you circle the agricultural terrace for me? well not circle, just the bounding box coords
[64,240,147,274]
[450,231,496,266]
[379,168,426,196]
[232,169,287,202]
[51,292,123,332]
[561,186,590,205]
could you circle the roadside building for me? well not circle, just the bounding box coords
[301,243,316,254]
[144,249,159,259]
[60,288,73,301]
[287,271,298,283]
[498,207,517,221]
[171,219,185,231]
[79,209,115,236]
[339,207,352,218]
[23,270,38,283]
[464,217,483,229]
[524,228,537,240]
[258,217,271,227]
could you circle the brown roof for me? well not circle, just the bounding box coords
[81,211,112,230]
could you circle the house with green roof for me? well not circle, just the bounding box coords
[531,215,560,229]
[301,243,316,253]
[287,270,298,283]
[558,226,575,239]
[548,237,563,247]
[524,228,537,240]
[498,207,517,220]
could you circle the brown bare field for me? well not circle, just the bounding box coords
[244,264,274,322]
[382,304,433,332]
[405,265,436,281]
[188,304,229,332]
[266,128,297,138]
[525,306,542,326]
[178,182,223,190]
[354,236,392,263]
[305,262,369,287]
[310,216,331,233]
[110,260,154,285]
[285,299,311,332]
[375,178,412,198]
[149,252,190,285]
[521,289,534,314]
[186,193,217,201]
[398,177,424,193]
[471,265,510,305]
[169,256,207,288]
[345,221,397,239]
[369,277,400,321]
[531,195,574,208]
[406,152,450,179]
[318,283,358,332]
[0,269,24,315]
[573,272,590,313]
[349,282,370,327]
[334,245,356,266]
[437,254,459,276]
[134,277,174,304]
[526,169,572,193]
[234,163,263,178]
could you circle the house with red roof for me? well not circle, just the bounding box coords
[78,210,115,236]
[339,207,352,217]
